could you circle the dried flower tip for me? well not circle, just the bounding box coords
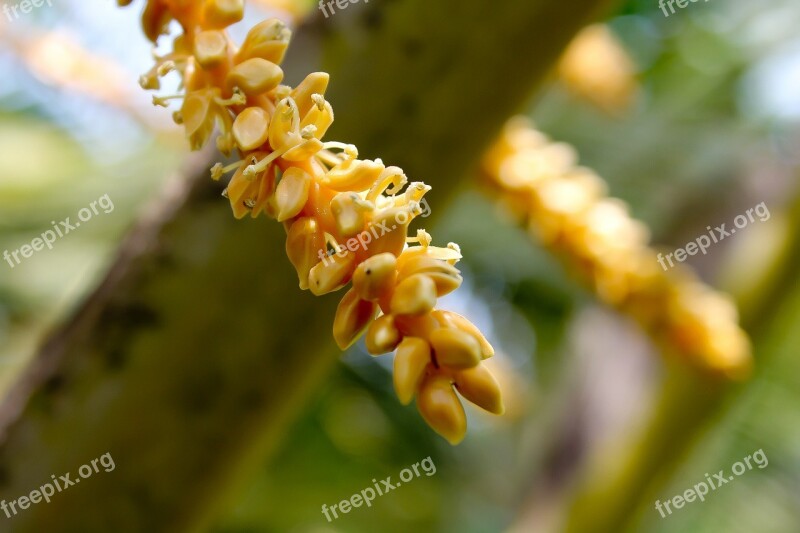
[393,337,431,405]
[210,163,225,181]
[139,74,160,90]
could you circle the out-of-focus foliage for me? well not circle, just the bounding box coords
[1,0,799,531]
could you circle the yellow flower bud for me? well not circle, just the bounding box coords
[291,72,330,118]
[194,30,228,69]
[397,255,463,297]
[275,167,312,222]
[232,106,270,151]
[352,253,397,301]
[181,91,214,151]
[202,0,244,29]
[225,161,261,219]
[227,58,284,96]
[417,374,467,445]
[434,310,494,358]
[320,159,384,193]
[430,328,481,369]
[308,251,356,296]
[331,192,372,237]
[393,337,431,405]
[333,288,378,350]
[285,217,324,290]
[268,98,300,151]
[454,365,504,415]
[365,314,401,355]
[301,96,334,139]
[235,19,291,65]
[364,208,410,258]
[391,274,437,316]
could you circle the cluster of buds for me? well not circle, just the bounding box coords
[556,24,638,114]
[121,0,503,443]
[482,118,752,380]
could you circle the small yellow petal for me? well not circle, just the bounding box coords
[454,365,504,415]
[391,274,437,316]
[285,217,324,290]
[363,208,411,258]
[393,337,431,405]
[291,72,330,118]
[194,30,228,69]
[365,314,401,355]
[333,288,378,350]
[236,19,291,64]
[397,255,462,297]
[301,96,334,138]
[308,251,356,296]
[268,98,300,151]
[352,253,397,301]
[430,328,481,369]
[202,0,244,30]
[417,374,467,445]
[434,310,494,358]
[331,192,372,238]
[275,167,312,222]
[227,58,284,96]
[232,106,270,151]
[320,159,384,192]
[181,91,214,150]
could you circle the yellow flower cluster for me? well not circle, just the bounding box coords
[557,24,638,114]
[121,0,503,444]
[482,118,752,380]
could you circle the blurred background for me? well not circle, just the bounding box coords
[0,0,799,532]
